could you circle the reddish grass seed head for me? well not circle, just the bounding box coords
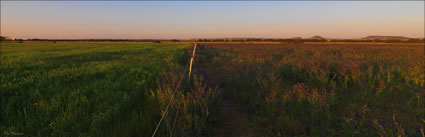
[361,104,370,114]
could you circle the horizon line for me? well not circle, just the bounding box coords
[3,35,424,40]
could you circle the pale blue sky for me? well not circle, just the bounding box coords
[1,1,424,39]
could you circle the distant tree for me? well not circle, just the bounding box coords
[0,36,6,41]
[407,38,424,43]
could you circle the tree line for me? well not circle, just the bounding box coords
[197,38,424,43]
[1,36,423,43]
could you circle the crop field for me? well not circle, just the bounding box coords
[2,0,424,136]
[1,42,424,137]
[196,43,424,137]
[0,42,218,137]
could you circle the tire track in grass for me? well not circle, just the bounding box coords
[194,44,257,137]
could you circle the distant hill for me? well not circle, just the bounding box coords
[309,36,326,40]
[362,36,411,40]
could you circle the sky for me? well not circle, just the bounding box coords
[1,1,424,39]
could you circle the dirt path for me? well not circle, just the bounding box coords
[193,45,257,137]
[211,99,256,137]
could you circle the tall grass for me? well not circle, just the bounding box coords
[0,43,218,137]
[199,43,424,137]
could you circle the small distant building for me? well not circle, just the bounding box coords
[11,37,16,41]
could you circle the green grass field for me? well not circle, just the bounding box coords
[2,42,424,137]
[1,42,218,137]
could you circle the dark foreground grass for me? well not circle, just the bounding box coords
[0,43,218,137]
[198,43,424,137]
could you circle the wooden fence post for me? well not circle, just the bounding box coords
[188,43,197,79]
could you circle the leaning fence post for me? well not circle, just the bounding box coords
[188,43,197,80]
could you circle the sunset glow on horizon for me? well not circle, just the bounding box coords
[1,1,424,39]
